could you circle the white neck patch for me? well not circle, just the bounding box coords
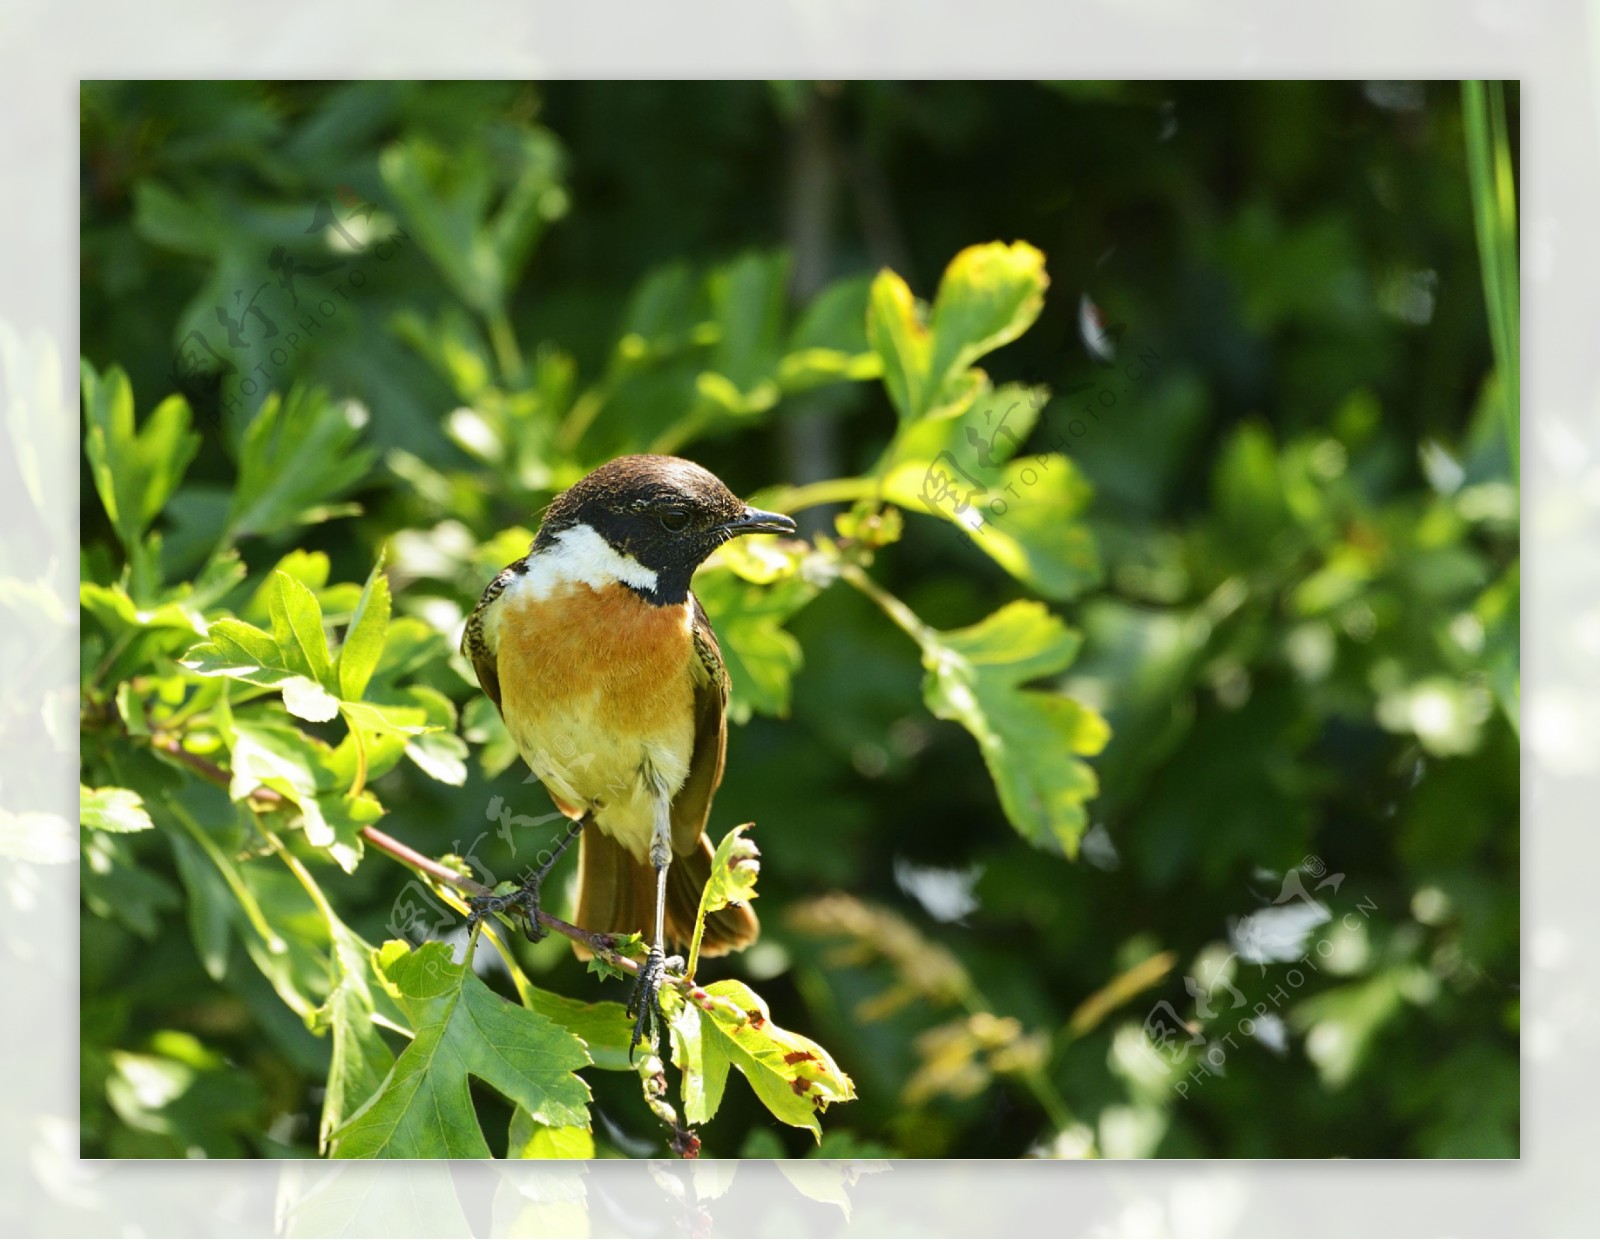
[520,522,659,597]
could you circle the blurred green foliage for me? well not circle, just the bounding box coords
[76,80,1517,1159]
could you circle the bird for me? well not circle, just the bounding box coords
[460,454,796,1045]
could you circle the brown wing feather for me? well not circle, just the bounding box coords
[670,593,729,856]
[461,563,521,715]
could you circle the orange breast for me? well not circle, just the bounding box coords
[492,582,694,764]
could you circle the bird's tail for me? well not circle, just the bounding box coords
[571,829,759,960]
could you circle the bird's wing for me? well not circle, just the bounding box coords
[461,565,517,715]
[671,592,729,856]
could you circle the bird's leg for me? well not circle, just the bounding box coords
[467,813,588,943]
[628,799,682,1049]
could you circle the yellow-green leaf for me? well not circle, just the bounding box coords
[686,824,760,979]
[81,785,154,834]
[693,979,856,1141]
[338,558,391,701]
[331,941,591,1158]
[914,601,1109,857]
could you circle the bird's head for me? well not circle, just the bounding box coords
[534,454,796,604]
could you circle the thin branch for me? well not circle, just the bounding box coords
[148,733,648,974]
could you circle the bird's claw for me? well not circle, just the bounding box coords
[627,947,683,1051]
[466,881,546,943]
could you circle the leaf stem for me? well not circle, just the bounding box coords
[838,560,934,646]
[347,717,369,799]
[357,825,645,975]
[488,310,525,384]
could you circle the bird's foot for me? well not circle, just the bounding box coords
[627,946,683,1051]
[466,879,546,944]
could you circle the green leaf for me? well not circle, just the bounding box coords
[338,698,434,738]
[520,991,635,1073]
[81,785,154,834]
[183,617,289,685]
[686,824,760,979]
[225,387,375,546]
[668,1000,731,1126]
[692,567,818,723]
[281,675,340,723]
[687,979,856,1140]
[914,601,1109,857]
[81,360,201,553]
[226,720,380,872]
[867,242,1048,425]
[507,1111,595,1159]
[331,941,591,1158]
[883,451,1101,601]
[379,123,566,319]
[337,558,391,701]
[315,923,398,1152]
[268,572,334,687]
[401,685,468,785]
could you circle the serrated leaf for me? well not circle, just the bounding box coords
[338,558,391,701]
[692,567,817,723]
[914,601,1109,857]
[81,359,201,552]
[693,979,855,1140]
[269,571,334,687]
[882,451,1101,601]
[867,242,1047,426]
[317,923,397,1152]
[81,785,154,833]
[331,941,591,1158]
[379,124,566,319]
[520,991,635,1073]
[507,1112,595,1159]
[225,386,375,545]
[668,1001,732,1126]
[686,824,760,978]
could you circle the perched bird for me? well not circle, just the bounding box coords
[461,454,795,1044]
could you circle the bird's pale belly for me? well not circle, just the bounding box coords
[494,580,696,862]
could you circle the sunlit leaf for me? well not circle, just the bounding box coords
[507,1111,594,1159]
[81,360,201,554]
[688,979,856,1140]
[867,242,1048,425]
[914,601,1109,857]
[331,941,590,1158]
[336,559,391,702]
[81,785,154,834]
[686,823,760,979]
[692,567,817,723]
[225,387,374,545]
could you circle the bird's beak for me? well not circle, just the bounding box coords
[722,506,797,537]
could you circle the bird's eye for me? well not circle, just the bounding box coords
[659,508,691,533]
